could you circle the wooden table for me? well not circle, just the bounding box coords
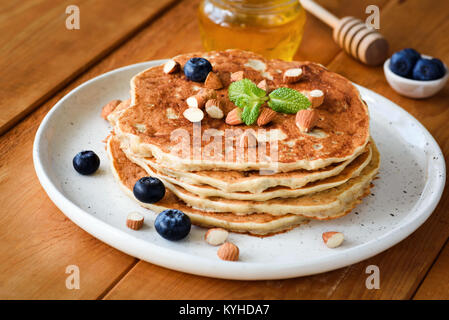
[1,0,448,300]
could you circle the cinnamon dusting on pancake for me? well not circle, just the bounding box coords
[115,50,369,171]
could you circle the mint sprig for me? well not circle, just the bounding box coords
[228,79,268,125]
[228,79,310,125]
[268,87,311,113]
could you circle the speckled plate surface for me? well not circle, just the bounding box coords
[33,61,446,280]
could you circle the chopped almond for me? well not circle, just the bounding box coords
[183,107,204,123]
[205,99,224,119]
[283,68,303,83]
[257,107,277,126]
[230,71,244,82]
[126,212,144,230]
[204,72,223,89]
[217,242,239,261]
[186,95,206,109]
[205,228,229,246]
[296,109,318,133]
[225,108,243,125]
[163,59,180,74]
[322,232,344,248]
[306,89,325,108]
[257,79,272,93]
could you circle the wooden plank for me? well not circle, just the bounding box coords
[413,240,449,299]
[0,1,190,299]
[295,0,389,65]
[300,0,449,299]
[0,0,177,135]
[103,0,449,299]
[2,0,446,299]
[0,129,139,299]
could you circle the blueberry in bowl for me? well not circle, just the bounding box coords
[133,177,166,203]
[384,49,448,98]
[389,48,421,78]
[184,57,212,82]
[73,150,100,175]
[412,58,446,81]
[155,209,191,241]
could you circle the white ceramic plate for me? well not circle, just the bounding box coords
[33,61,446,280]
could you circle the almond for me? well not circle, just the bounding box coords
[257,79,272,93]
[225,107,243,125]
[257,107,277,126]
[126,212,144,230]
[205,99,224,119]
[322,231,344,248]
[183,107,204,123]
[101,100,121,120]
[230,71,244,82]
[199,88,217,100]
[306,89,324,108]
[163,59,180,74]
[205,228,229,246]
[186,89,216,109]
[186,95,206,109]
[204,72,223,89]
[296,109,318,133]
[217,242,239,261]
[283,68,303,83]
[218,72,231,87]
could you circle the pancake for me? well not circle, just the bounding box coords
[124,140,380,218]
[107,135,308,236]
[113,49,370,172]
[123,144,372,201]
[133,143,366,193]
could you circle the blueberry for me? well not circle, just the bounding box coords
[183,57,212,82]
[133,177,165,203]
[401,48,421,61]
[430,58,446,77]
[412,58,445,80]
[155,209,191,241]
[73,151,100,175]
[390,49,420,78]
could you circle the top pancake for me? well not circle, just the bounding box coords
[114,50,370,172]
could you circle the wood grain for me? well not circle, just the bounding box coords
[1,0,448,299]
[0,0,202,300]
[295,0,389,65]
[0,0,177,135]
[413,240,449,299]
[103,0,449,299]
[0,88,139,299]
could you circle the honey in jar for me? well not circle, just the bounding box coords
[198,0,306,61]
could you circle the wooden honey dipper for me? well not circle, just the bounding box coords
[300,0,389,66]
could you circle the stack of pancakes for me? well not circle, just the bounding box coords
[106,50,379,236]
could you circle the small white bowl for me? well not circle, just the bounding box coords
[384,55,448,99]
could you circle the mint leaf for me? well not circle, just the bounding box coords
[228,79,268,125]
[228,79,267,106]
[241,100,263,125]
[268,87,311,114]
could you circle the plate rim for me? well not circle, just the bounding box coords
[33,61,446,280]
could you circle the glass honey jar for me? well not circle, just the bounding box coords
[198,0,306,61]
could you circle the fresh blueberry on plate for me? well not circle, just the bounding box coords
[133,177,166,203]
[155,209,191,241]
[184,57,213,82]
[389,49,420,78]
[412,58,445,80]
[73,150,100,175]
